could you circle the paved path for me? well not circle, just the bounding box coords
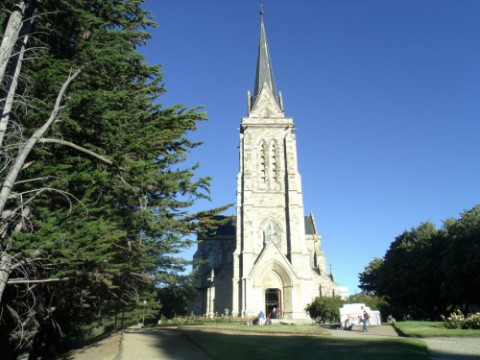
[66,327,210,360]
[119,328,210,360]
[421,337,480,360]
[65,332,121,360]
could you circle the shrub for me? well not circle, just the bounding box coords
[441,310,480,329]
[305,296,344,323]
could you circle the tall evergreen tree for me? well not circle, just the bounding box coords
[1,1,227,357]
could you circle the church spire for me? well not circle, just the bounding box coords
[252,6,281,109]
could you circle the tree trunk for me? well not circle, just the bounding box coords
[0,1,27,85]
[0,70,80,302]
[0,4,34,147]
[0,252,12,303]
[0,69,80,217]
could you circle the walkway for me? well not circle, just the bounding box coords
[66,327,210,360]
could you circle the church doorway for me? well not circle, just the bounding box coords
[265,288,281,319]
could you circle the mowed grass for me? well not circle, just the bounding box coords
[394,321,480,337]
[186,330,429,360]
[178,323,330,336]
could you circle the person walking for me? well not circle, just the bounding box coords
[258,310,265,326]
[362,310,370,332]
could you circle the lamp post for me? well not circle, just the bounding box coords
[142,299,147,327]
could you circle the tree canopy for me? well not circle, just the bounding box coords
[359,205,480,319]
[1,1,227,357]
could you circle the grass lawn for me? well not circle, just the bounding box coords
[186,330,429,360]
[177,323,330,336]
[394,321,480,337]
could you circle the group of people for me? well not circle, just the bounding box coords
[257,307,278,325]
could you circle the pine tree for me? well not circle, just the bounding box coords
[0,1,228,357]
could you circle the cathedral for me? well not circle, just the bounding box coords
[190,13,339,319]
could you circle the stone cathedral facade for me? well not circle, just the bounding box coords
[190,16,339,319]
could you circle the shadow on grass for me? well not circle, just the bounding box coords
[56,330,121,360]
[186,330,429,360]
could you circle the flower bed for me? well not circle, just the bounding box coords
[441,310,480,329]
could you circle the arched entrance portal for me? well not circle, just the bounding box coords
[254,261,293,318]
[265,288,281,318]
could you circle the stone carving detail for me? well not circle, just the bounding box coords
[250,83,284,118]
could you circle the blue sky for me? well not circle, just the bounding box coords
[140,0,480,294]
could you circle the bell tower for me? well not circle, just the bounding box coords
[232,10,314,318]
[190,8,339,319]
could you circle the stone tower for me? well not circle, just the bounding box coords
[190,12,338,319]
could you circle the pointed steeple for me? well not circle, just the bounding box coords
[251,7,282,110]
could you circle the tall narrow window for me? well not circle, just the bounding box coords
[260,142,266,183]
[271,143,277,182]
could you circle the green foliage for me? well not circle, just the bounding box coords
[360,204,480,320]
[348,293,391,318]
[442,206,480,308]
[158,276,196,318]
[358,257,383,295]
[442,310,480,330]
[1,0,228,357]
[305,296,344,323]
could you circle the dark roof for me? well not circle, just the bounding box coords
[304,216,316,235]
[213,215,236,236]
[252,18,281,109]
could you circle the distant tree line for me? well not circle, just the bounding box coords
[359,204,480,320]
[0,1,226,358]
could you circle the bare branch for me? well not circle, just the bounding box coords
[38,138,116,166]
[7,277,70,285]
[0,68,81,217]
